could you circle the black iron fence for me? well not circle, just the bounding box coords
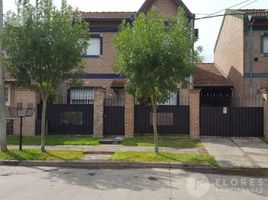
[135,105,189,135]
[6,119,14,135]
[200,95,264,137]
[36,104,94,135]
[200,95,264,107]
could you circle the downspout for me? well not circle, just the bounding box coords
[248,15,254,95]
[190,14,195,89]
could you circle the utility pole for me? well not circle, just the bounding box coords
[0,0,7,151]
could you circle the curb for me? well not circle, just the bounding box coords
[0,160,211,169]
[1,160,268,177]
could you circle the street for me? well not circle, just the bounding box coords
[0,166,267,200]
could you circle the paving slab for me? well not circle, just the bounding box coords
[201,138,255,168]
[231,138,268,168]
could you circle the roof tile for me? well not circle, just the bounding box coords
[194,63,233,87]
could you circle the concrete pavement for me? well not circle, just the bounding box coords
[0,166,267,200]
[7,144,201,153]
[201,137,268,168]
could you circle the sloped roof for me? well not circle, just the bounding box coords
[137,0,193,17]
[194,63,233,87]
[81,12,135,19]
[81,0,193,20]
[236,9,268,17]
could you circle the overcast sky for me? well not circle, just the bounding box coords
[3,0,268,62]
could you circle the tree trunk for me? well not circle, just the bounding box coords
[40,95,48,152]
[0,0,7,152]
[151,98,159,154]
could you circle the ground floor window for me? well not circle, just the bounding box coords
[159,92,178,106]
[69,88,94,104]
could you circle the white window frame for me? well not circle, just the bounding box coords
[262,35,268,54]
[86,34,103,57]
[4,84,11,106]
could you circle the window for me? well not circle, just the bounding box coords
[86,35,102,57]
[4,84,11,106]
[69,88,94,104]
[261,33,268,56]
[159,92,178,106]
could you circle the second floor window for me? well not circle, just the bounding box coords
[86,35,103,57]
[261,33,268,55]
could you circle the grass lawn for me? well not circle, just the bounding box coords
[7,135,99,146]
[122,136,202,148]
[0,149,84,161]
[111,151,218,167]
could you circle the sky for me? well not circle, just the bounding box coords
[3,0,268,62]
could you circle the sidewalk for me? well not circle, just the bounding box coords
[7,144,202,153]
[201,137,268,168]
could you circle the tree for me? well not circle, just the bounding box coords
[114,8,199,153]
[1,0,90,151]
[0,0,7,152]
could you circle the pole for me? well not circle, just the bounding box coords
[248,18,254,96]
[19,117,23,151]
[0,0,7,152]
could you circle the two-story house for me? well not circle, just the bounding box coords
[215,9,268,97]
[56,0,194,106]
[4,0,196,136]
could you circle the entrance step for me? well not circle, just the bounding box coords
[100,136,124,144]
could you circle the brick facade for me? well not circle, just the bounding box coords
[4,0,196,138]
[124,93,134,138]
[93,88,105,137]
[215,10,268,96]
[5,84,37,136]
[189,89,200,139]
[214,14,245,96]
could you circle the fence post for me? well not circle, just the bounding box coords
[93,88,105,137]
[125,93,134,138]
[190,89,201,139]
[264,100,268,141]
[260,89,268,141]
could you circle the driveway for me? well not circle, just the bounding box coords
[201,137,268,168]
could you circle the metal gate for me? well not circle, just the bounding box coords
[103,94,125,136]
[200,106,264,137]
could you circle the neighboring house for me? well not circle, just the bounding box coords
[214,9,268,97]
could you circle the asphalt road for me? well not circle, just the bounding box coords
[0,166,267,200]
